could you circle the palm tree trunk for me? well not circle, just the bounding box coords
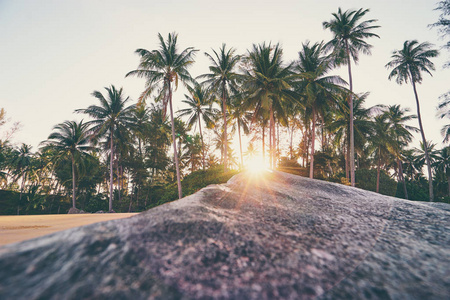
[270,108,275,169]
[411,78,433,201]
[109,130,114,212]
[376,149,381,193]
[238,121,243,169]
[169,82,182,199]
[222,82,228,171]
[71,155,76,208]
[447,175,450,197]
[398,158,408,199]
[198,117,206,170]
[345,41,355,187]
[310,108,316,179]
[262,125,265,164]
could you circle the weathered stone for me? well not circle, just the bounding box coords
[0,171,448,299]
[67,207,85,214]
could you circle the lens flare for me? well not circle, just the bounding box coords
[246,156,268,174]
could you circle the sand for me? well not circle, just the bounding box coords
[0,213,138,246]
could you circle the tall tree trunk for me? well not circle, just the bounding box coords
[345,41,355,187]
[270,107,275,169]
[376,149,381,193]
[310,108,316,179]
[346,135,350,180]
[447,175,450,197]
[398,158,408,199]
[222,82,228,171]
[289,123,294,159]
[238,121,243,169]
[71,155,76,208]
[411,77,433,201]
[277,122,280,166]
[198,117,206,170]
[109,130,114,212]
[169,82,183,199]
[262,125,265,164]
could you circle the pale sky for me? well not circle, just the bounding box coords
[1,0,449,152]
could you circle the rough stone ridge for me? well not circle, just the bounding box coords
[0,171,448,299]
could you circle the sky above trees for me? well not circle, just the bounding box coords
[0,0,449,149]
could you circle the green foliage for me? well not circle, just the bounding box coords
[0,189,71,215]
[395,180,429,201]
[157,165,239,205]
[277,157,307,176]
[355,169,397,196]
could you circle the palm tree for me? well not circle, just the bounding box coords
[295,41,346,178]
[434,146,450,196]
[198,44,241,171]
[126,32,197,199]
[386,40,439,201]
[76,85,135,211]
[328,93,375,179]
[369,113,395,193]
[9,144,34,214]
[229,93,251,168]
[437,92,450,143]
[323,7,380,187]
[43,120,94,209]
[178,82,216,170]
[384,105,417,199]
[243,42,295,168]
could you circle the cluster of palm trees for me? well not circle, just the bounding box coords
[1,6,449,214]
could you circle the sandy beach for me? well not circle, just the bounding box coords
[0,213,138,246]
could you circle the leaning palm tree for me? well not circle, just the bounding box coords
[126,32,197,199]
[76,85,135,211]
[43,120,94,209]
[323,7,380,187]
[198,44,241,171]
[386,40,439,201]
[178,82,216,170]
[295,41,346,179]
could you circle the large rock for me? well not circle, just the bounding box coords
[0,171,448,299]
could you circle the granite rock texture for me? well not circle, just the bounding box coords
[0,171,448,299]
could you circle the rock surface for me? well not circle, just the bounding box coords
[0,171,449,299]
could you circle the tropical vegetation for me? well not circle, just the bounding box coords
[1,5,449,215]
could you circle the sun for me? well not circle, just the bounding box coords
[245,155,269,174]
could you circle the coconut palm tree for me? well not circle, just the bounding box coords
[43,120,94,209]
[229,93,251,169]
[386,40,439,201]
[177,82,216,170]
[434,146,450,196]
[243,42,295,168]
[295,41,346,178]
[369,113,395,193]
[76,85,135,211]
[328,92,375,179]
[9,144,34,214]
[198,44,241,171]
[323,7,380,187]
[126,32,197,199]
[437,92,450,143]
[384,105,417,199]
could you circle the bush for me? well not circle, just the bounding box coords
[355,169,397,197]
[156,165,239,206]
[277,157,307,176]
